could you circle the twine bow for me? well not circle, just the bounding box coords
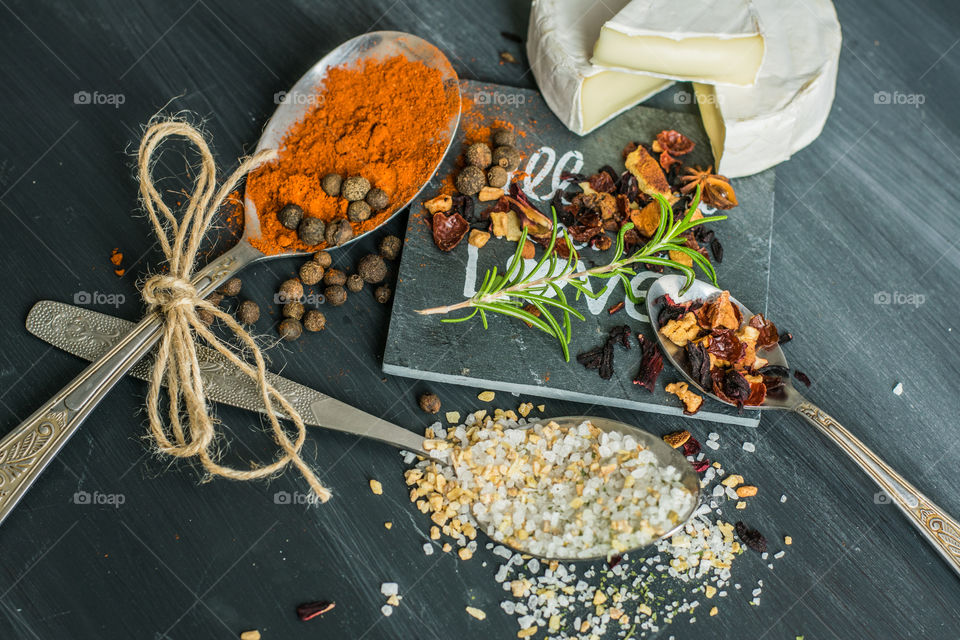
[138,119,330,502]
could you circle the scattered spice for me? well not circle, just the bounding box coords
[236,300,260,325]
[219,277,243,297]
[278,203,304,230]
[378,235,402,260]
[247,55,457,254]
[109,248,125,277]
[665,381,704,415]
[325,285,347,306]
[303,310,326,332]
[346,273,364,293]
[374,285,392,304]
[278,278,304,303]
[299,261,324,285]
[323,268,347,287]
[577,325,631,380]
[296,600,335,621]
[793,370,812,387]
[239,630,260,640]
[663,429,691,448]
[369,479,383,495]
[278,318,302,341]
[313,250,332,268]
[735,521,768,553]
[607,301,625,315]
[357,254,388,283]
[418,393,441,414]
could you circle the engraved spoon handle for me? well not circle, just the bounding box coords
[0,243,260,526]
[794,400,960,576]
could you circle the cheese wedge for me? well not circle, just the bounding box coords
[527,0,672,135]
[591,0,765,87]
[693,0,841,177]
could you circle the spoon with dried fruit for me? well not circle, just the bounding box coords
[647,274,960,576]
[0,31,460,526]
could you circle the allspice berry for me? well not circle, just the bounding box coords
[346,273,364,293]
[418,392,441,414]
[347,200,371,223]
[492,127,516,147]
[323,268,347,286]
[218,277,242,297]
[357,254,387,284]
[237,300,260,325]
[298,217,326,246]
[303,309,327,332]
[278,318,302,341]
[378,235,401,260]
[365,187,389,211]
[486,165,508,188]
[299,261,324,286]
[374,284,392,304]
[325,219,354,246]
[341,176,370,201]
[282,300,305,320]
[325,285,347,306]
[206,292,224,308]
[321,173,342,197]
[493,145,522,171]
[313,250,332,268]
[465,142,492,168]
[456,165,486,196]
[278,278,304,304]
[278,204,303,230]
[197,307,215,326]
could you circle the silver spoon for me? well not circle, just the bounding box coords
[646,274,960,576]
[0,31,460,526]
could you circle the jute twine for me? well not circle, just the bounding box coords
[137,118,331,502]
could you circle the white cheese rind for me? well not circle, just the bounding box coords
[527,0,672,136]
[591,0,765,86]
[693,0,841,177]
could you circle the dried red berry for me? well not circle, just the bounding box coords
[654,130,696,156]
[692,460,711,473]
[682,436,702,458]
[588,171,616,194]
[793,370,812,387]
[431,211,469,251]
[749,314,780,350]
[707,328,745,363]
[734,521,767,553]
[633,335,664,393]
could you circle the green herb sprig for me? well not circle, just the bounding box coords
[416,186,725,361]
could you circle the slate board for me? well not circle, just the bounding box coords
[384,80,774,426]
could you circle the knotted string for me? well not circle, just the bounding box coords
[138,118,330,502]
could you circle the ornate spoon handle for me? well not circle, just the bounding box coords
[794,400,960,576]
[0,243,259,526]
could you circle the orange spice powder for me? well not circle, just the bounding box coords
[246,55,459,255]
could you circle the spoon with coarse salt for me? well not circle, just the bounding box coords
[647,274,960,577]
[0,31,460,527]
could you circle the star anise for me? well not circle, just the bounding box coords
[680,166,738,210]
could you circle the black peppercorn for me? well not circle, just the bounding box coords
[365,188,389,211]
[346,273,364,293]
[278,204,303,230]
[321,173,342,197]
[492,127,516,147]
[278,278,304,304]
[456,166,485,196]
[299,261,324,286]
[218,277,242,297]
[357,254,387,284]
[465,142,492,168]
[492,145,522,171]
[282,301,305,320]
[313,250,333,268]
[378,235,402,260]
[197,307,215,325]
[341,176,370,201]
[325,219,354,246]
[207,292,225,307]
[486,165,508,188]
[323,268,347,286]
[418,392,441,414]
[347,200,371,223]
[325,285,347,306]
[374,284,392,304]
[298,217,326,246]
[278,318,302,341]
[303,310,327,332]
[236,300,260,324]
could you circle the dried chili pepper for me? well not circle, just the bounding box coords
[778,332,794,345]
[297,601,335,621]
[633,334,663,393]
[431,211,469,251]
[793,370,812,387]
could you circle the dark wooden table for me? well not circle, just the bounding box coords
[0,1,957,638]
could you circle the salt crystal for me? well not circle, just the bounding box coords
[742,441,756,453]
[380,583,399,597]
[774,551,785,559]
[423,543,434,556]
[706,440,720,450]
[780,494,787,503]
[893,382,903,395]
[381,605,393,617]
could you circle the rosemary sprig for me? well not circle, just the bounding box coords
[416,186,725,361]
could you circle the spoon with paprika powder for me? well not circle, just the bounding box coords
[0,31,460,526]
[647,274,960,576]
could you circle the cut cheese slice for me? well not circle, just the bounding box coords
[693,0,841,177]
[591,0,765,87]
[527,0,672,135]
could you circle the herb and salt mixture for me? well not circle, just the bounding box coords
[419,417,694,559]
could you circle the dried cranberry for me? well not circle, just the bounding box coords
[734,521,767,553]
[793,370,812,387]
[692,460,710,473]
[633,335,664,393]
[682,436,702,458]
[607,554,623,569]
